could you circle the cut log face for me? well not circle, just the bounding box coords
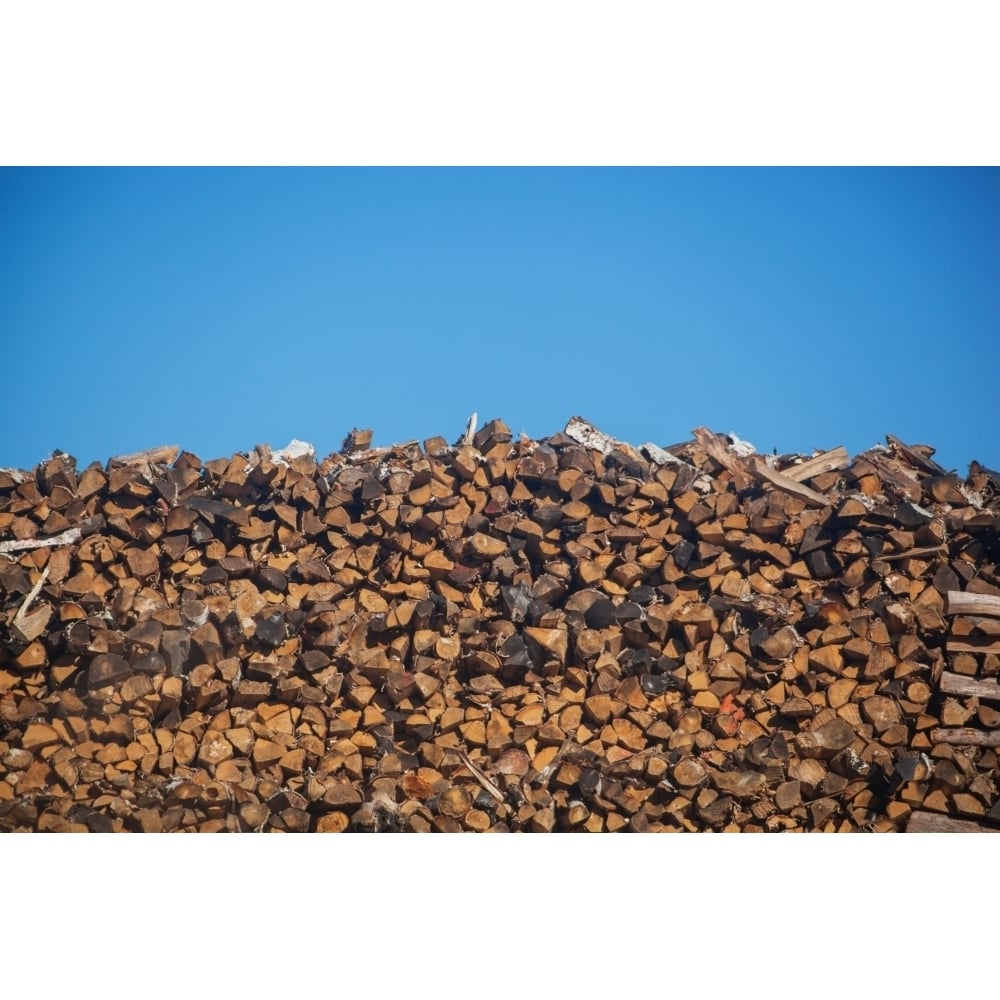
[0,417,998,832]
[795,720,856,759]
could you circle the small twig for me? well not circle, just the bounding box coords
[12,566,50,630]
[450,747,505,804]
[880,544,948,563]
[0,526,82,556]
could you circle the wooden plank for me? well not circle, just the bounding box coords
[108,444,179,467]
[460,412,478,446]
[939,672,1000,702]
[564,416,617,455]
[639,442,684,467]
[748,456,830,508]
[947,591,1000,618]
[780,446,850,483]
[886,433,948,477]
[931,728,1000,747]
[906,811,994,833]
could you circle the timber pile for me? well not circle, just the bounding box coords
[1,418,998,832]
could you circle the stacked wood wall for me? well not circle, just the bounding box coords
[1,420,998,831]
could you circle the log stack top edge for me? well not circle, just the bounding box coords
[1,419,998,833]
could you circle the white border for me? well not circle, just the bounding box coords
[1,2,997,165]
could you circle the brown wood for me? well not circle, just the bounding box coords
[748,456,831,508]
[939,671,1000,702]
[0,525,82,554]
[779,447,850,483]
[906,811,994,833]
[1,415,998,832]
[931,728,1000,747]
[691,427,752,491]
[109,444,180,468]
[946,591,1000,618]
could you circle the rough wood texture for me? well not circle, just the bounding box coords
[906,811,992,833]
[931,729,1000,748]
[947,591,1000,618]
[779,447,850,483]
[748,456,831,507]
[939,672,1000,702]
[1,421,998,832]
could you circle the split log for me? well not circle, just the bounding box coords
[748,456,831,508]
[779,447,850,483]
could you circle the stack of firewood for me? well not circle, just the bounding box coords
[1,417,997,832]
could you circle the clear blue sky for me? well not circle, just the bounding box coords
[2,168,997,474]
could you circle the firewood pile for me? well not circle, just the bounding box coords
[2,417,998,832]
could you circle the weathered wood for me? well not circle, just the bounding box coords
[779,447,850,483]
[946,591,1000,618]
[109,444,180,468]
[748,456,831,507]
[9,565,52,642]
[564,416,617,455]
[0,526,82,555]
[906,811,993,833]
[639,442,684,467]
[931,728,1000,747]
[886,434,946,477]
[939,672,1000,702]
[947,636,1000,654]
[341,428,374,453]
[460,412,478,447]
[691,427,752,490]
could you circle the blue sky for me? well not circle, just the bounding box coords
[2,167,997,473]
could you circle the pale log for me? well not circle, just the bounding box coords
[931,728,1000,747]
[947,637,1000,654]
[906,811,993,833]
[109,444,180,467]
[564,416,617,455]
[946,591,1000,618]
[939,672,1000,702]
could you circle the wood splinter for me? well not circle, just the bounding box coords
[0,526,82,556]
[450,747,505,804]
[9,565,52,642]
